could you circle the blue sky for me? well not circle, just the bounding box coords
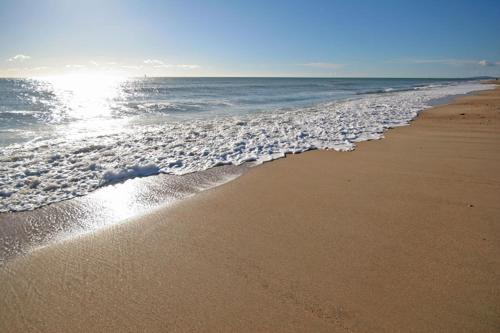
[1,0,499,77]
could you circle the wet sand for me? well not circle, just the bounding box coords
[1,85,499,332]
[0,164,248,264]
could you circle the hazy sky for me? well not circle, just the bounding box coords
[1,0,499,77]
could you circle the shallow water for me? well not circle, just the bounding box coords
[0,77,493,212]
[0,163,248,263]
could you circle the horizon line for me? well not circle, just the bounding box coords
[0,75,496,80]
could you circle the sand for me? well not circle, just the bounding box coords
[1,85,499,332]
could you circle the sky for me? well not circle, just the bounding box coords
[1,0,499,78]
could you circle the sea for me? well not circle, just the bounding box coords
[0,77,493,212]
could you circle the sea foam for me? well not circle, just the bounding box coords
[0,82,493,212]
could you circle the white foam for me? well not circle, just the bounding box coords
[0,83,494,212]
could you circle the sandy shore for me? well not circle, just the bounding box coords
[1,85,499,332]
[0,164,248,263]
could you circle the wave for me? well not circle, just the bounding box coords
[119,99,234,115]
[356,86,417,95]
[0,82,494,212]
[355,82,460,96]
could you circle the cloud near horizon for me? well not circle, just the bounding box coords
[8,54,31,62]
[394,58,499,67]
[177,64,200,69]
[0,57,203,76]
[65,64,86,69]
[143,59,200,70]
[302,62,343,69]
[121,65,143,70]
[478,60,500,67]
[143,59,168,67]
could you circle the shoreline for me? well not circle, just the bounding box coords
[1,84,499,331]
[0,80,491,213]
[0,163,249,264]
[0,83,494,263]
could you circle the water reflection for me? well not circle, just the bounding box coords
[37,74,131,141]
[42,74,125,120]
[0,164,248,264]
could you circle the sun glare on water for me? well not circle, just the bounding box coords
[40,73,126,119]
[35,72,130,140]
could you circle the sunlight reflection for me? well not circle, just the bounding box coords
[38,73,129,140]
[42,73,125,119]
[84,178,151,225]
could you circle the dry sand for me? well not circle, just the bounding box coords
[1,85,499,332]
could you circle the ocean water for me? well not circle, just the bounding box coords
[0,77,493,212]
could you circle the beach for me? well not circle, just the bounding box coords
[1,83,499,332]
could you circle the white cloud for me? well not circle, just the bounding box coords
[302,62,343,69]
[89,61,99,66]
[121,65,143,70]
[177,64,201,69]
[143,59,200,70]
[1,66,49,75]
[144,59,166,66]
[65,64,86,69]
[8,54,31,62]
[143,59,173,68]
[478,60,498,67]
[412,58,476,66]
[394,58,499,67]
[30,66,49,71]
